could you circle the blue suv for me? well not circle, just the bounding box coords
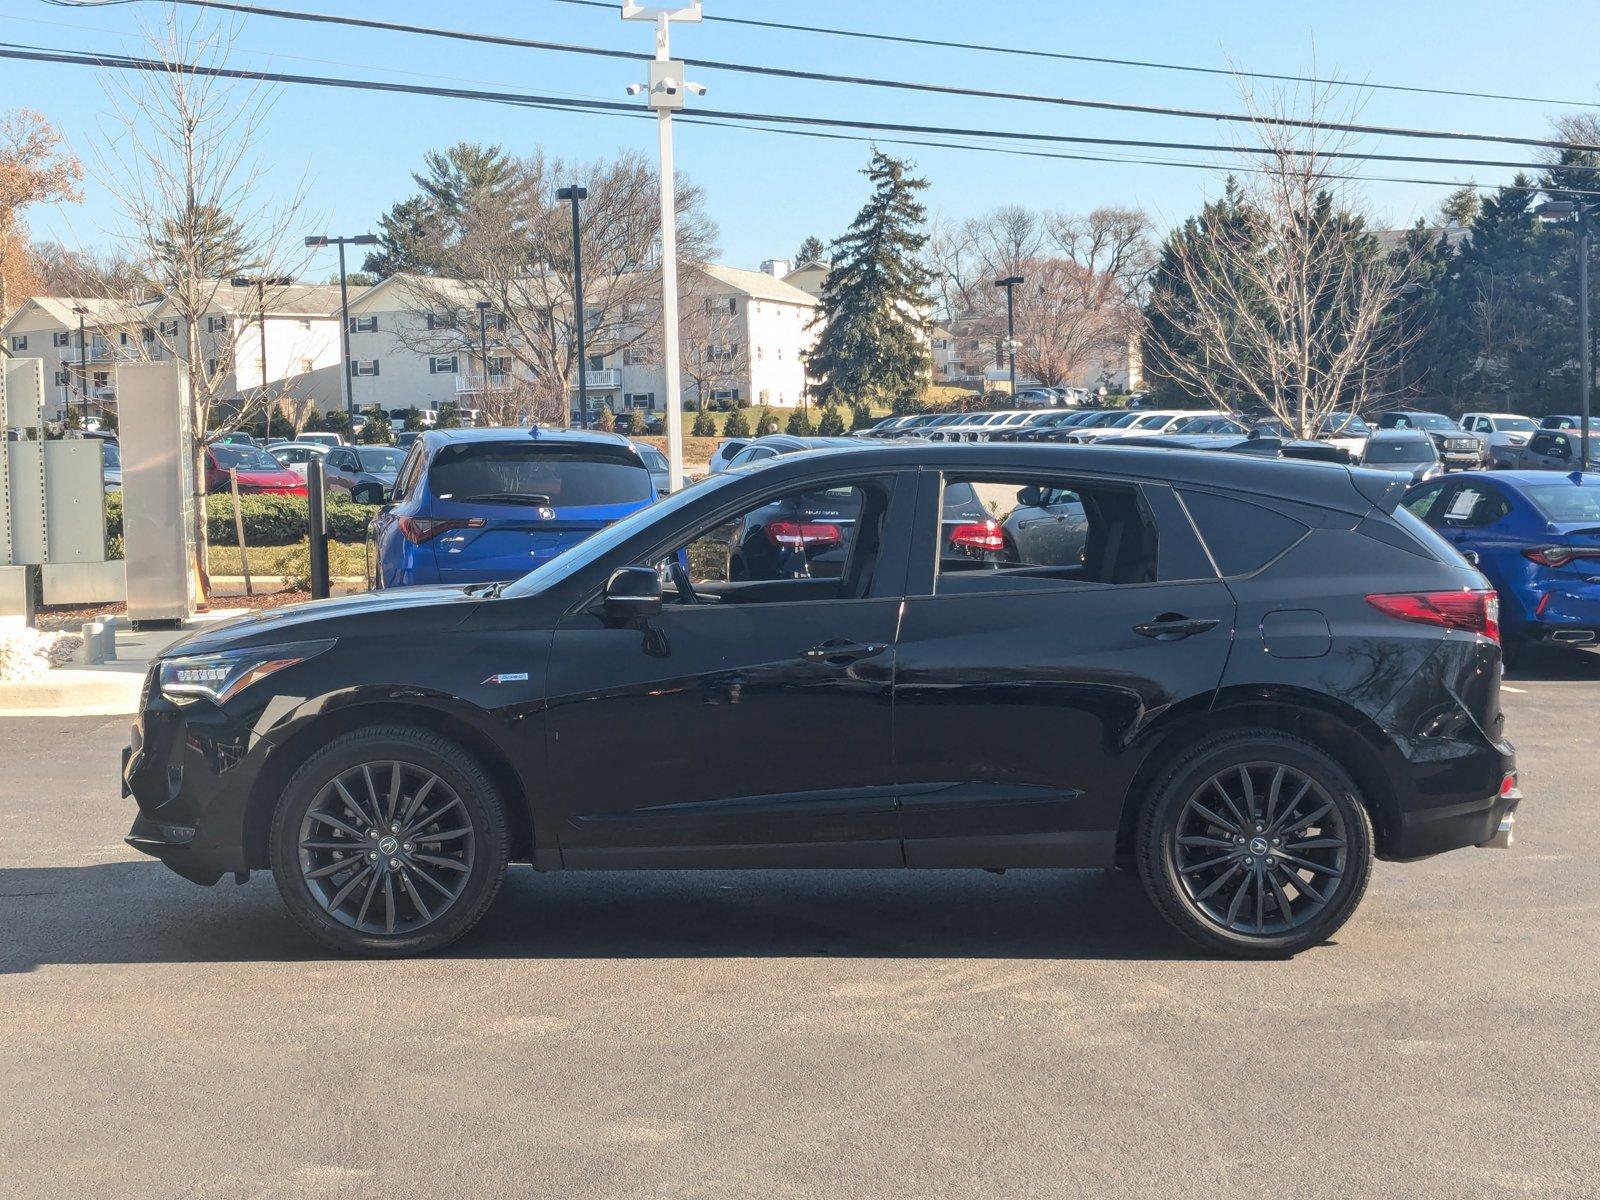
[369,428,657,589]
[1403,470,1600,655]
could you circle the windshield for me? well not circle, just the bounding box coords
[1321,413,1371,435]
[211,444,282,472]
[638,446,669,471]
[1387,413,1453,431]
[355,448,406,472]
[1523,483,1600,522]
[502,470,742,597]
[1494,416,1537,432]
[101,442,120,468]
[1109,413,1143,428]
[430,444,653,506]
[1134,413,1173,429]
[1363,439,1435,465]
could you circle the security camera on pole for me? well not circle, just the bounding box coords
[623,0,705,493]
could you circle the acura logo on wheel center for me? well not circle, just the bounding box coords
[378,836,399,856]
[1249,837,1270,857]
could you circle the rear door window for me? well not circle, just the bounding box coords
[1438,483,1510,529]
[428,444,652,507]
[1178,489,1311,576]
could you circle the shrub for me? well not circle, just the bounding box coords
[594,406,617,433]
[359,404,392,443]
[722,409,750,438]
[851,401,873,431]
[816,405,846,435]
[752,406,776,436]
[691,408,718,437]
[105,490,376,553]
[785,407,815,435]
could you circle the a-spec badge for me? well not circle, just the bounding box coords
[482,672,530,686]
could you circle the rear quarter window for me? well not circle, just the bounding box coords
[1178,489,1311,576]
[427,444,652,506]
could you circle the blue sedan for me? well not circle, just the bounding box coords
[1403,470,1600,654]
[369,427,658,589]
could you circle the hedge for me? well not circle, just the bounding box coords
[105,490,376,550]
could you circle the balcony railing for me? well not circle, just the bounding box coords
[455,373,513,394]
[569,368,622,391]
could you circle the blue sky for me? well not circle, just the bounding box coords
[6,0,1599,276]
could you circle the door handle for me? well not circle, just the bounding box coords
[1132,615,1221,641]
[805,639,886,665]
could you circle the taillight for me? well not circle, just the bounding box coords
[948,520,1006,554]
[1366,589,1499,643]
[1523,545,1600,568]
[397,516,485,544]
[765,520,842,548]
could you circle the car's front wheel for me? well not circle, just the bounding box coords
[269,726,509,956]
[1137,730,1374,958]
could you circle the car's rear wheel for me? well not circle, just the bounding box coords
[1137,730,1373,958]
[269,726,509,956]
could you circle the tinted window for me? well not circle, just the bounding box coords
[101,442,120,469]
[1402,482,1448,523]
[936,476,1160,592]
[428,444,652,506]
[1179,489,1310,576]
[393,444,425,501]
[211,444,281,472]
[1520,483,1600,523]
[1437,484,1510,528]
[1362,439,1435,465]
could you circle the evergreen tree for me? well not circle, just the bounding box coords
[816,403,846,435]
[722,409,750,438]
[752,405,776,436]
[851,400,873,431]
[402,406,425,431]
[795,235,826,264]
[415,143,519,221]
[691,409,717,437]
[363,197,437,279]
[322,408,352,437]
[435,402,461,429]
[594,406,617,433]
[1439,185,1480,229]
[786,407,815,435]
[804,151,935,413]
[153,202,255,286]
[359,404,392,444]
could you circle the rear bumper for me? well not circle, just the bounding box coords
[1384,766,1521,861]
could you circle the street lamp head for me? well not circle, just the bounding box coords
[476,300,492,312]
[352,234,379,246]
[995,275,1025,288]
[1536,200,1578,223]
[304,235,330,248]
[556,185,589,202]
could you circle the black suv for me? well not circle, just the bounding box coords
[124,443,1519,959]
[1376,411,1486,469]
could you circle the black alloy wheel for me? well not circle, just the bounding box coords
[1138,731,1373,958]
[270,727,508,956]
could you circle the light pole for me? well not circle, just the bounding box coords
[624,0,705,491]
[230,275,294,422]
[1537,200,1592,469]
[475,300,493,415]
[71,304,89,425]
[557,185,590,430]
[994,275,1024,395]
[305,233,378,419]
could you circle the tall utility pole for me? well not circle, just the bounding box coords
[994,275,1023,395]
[624,1,705,492]
[230,275,293,412]
[557,185,590,430]
[476,300,494,416]
[305,233,377,418]
[1537,200,1593,469]
[71,304,89,425]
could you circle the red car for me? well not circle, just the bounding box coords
[205,443,307,495]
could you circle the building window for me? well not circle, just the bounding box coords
[425,313,445,331]
[92,371,110,391]
[759,389,770,404]
[298,358,314,375]
[712,388,739,403]
[623,346,649,366]
[205,359,218,375]
[207,315,227,333]
[587,354,606,371]
[705,297,738,315]
[350,315,378,333]
[9,335,26,351]
[119,331,130,346]
[53,331,70,348]
[707,343,738,362]
[141,326,154,343]
[489,355,511,377]
[624,392,656,410]
[351,359,380,377]
[776,348,783,360]
[159,320,179,338]
[54,369,70,386]
[756,346,764,361]
[429,355,458,374]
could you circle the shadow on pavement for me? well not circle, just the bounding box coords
[0,860,1199,971]
[1504,644,1600,682]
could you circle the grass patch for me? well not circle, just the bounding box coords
[208,540,368,583]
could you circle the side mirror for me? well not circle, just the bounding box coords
[1017,485,1045,507]
[604,565,663,622]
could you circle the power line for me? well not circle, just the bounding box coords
[46,0,1600,154]
[2,39,1582,177]
[6,40,1598,198]
[543,0,1600,113]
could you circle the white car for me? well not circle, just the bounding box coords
[1071,410,1211,442]
[265,440,330,478]
[709,437,752,473]
[927,411,1037,442]
[1461,412,1540,468]
[295,431,346,448]
[1316,412,1372,458]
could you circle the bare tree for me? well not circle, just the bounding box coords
[1144,83,1415,435]
[679,269,748,410]
[391,148,716,425]
[91,13,309,592]
[0,108,83,326]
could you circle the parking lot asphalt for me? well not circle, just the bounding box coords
[2,654,1597,1199]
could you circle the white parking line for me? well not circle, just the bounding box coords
[1502,685,1528,693]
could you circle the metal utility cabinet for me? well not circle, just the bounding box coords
[118,362,197,627]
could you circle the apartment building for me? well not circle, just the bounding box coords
[2,284,348,420]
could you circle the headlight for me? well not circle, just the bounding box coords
[158,640,335,706]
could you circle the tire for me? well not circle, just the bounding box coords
[1136,730,1374,959]
[269,725,510,957]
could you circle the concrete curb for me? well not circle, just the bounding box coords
[0,665,144,717]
